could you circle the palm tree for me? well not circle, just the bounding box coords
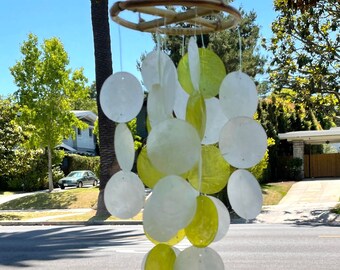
[91,0,118,216]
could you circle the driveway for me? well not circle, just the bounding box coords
[256,178,340,224]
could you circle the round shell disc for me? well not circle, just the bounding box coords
[173,83,189,120]
[219,71,258,119]
[202,97,229,145]
[187,145,230,194]
[114,123,134,172]
[100,72,143,123]
[104,171,144,219]
[188,37,200,91]
[147,118,201,175]
[143,175,198,243]
[141,50,176,92]
[137,146,165,188]
[208,196,230,242]
[227,169,263,220]
[174,246,224,270]
[219,116,267,169]
[178,48,226,99]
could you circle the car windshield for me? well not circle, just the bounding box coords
[67,172,83,178]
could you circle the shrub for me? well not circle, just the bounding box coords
[63,154,100,176]
[249,138,275,183]
[287,157,303,180]
[44,165,65,188]
[6,149,65,191]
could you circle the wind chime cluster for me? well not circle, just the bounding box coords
[100,37,267,269]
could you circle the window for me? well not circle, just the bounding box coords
[77,128,82,136]
[89,128,93,137]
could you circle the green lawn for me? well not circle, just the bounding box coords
[0,211,75,221]
[261,181,295,205]
[0,187,99,210]
[0,181,295,221]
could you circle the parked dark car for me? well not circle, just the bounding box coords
[58,170,99,189]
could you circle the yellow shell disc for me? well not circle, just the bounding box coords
[178,48,226,99]
[187,145,231,194]
[145,244,176,270]
[185,195,218,248]
[137,146,165,188]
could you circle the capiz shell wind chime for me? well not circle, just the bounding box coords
[100,0,267,269]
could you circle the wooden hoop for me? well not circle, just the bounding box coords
[110,0,242,35]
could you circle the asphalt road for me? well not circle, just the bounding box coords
[1,224,340,269]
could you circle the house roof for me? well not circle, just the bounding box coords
[278,127,340,144]
[57,143,77,152]
[71,110,97,123]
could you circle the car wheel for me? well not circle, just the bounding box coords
[93,180,98,187]
[60,185,65,190]
[77,181,83,188]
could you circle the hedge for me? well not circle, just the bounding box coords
[62,154,100,177]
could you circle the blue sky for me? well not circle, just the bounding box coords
[0,0,276,97]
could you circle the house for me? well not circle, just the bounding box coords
[279,127,340,178]
[60,110,98,155]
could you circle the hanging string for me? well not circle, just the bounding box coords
[163,17,168,52]
[181,35,185,56]
[237,26,242,72]
[194,7,198,39]
[118,25,123,71]
[200,32,205,48]
[156,30,161,84]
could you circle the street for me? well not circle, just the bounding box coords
[1,224,340,269]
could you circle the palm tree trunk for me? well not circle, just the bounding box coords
[91,0,118,216]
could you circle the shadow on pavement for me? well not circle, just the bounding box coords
[231,208,340,227]
[0,226,144,267]
[287,209,340,227]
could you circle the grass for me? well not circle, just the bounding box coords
[0,187,143,222]
[331,198,340,215]
[0,181,295,221]
[0,191,21,195]
[0,187,99,210]
[0,211,74,221]
[0,210,143,222]
[52,210,143,222]
[261,181,295,205]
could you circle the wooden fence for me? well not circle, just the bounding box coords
[304,153,340,178]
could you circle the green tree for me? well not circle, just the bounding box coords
[91,0,117,216]
[0,96,45,190]
[157,9,266,78]
[208,9,266,77]
[0,97,26,177]
[266,0,339,114]
[256,91,335,180]
[10,34,88,192]
[71,80,98,114]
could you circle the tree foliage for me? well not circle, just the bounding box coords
[72,81,98,114]
[10,33,88,191]
[0,97,29,177]
[256,91,335,180]
[156,9,266,79]
[0,97,63,191]
[266,0,339,114]
[208,9,266,78]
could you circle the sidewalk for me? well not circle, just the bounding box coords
[0,190,49,205]
[255,178,340,225]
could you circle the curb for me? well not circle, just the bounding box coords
[0,220,143,226]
